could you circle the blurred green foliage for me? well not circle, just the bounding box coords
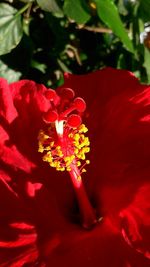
[0,0,150,86]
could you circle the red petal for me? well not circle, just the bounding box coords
[0,78,18,123]
[120,184,150,259]
[62,68,141,106]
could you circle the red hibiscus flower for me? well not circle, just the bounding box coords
[0,67,150,267]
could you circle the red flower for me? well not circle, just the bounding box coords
[0,68,150,267]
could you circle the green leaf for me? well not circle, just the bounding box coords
[19,0,33,2]
[118,0,128,15]
[94,0,134,53]
[63,0,91,24]
[139,0,150,22]
[37,0,63,15]
[31,60,46,73]
[0,59,21,83]
[0,3,23,56]
[144,47,150,83]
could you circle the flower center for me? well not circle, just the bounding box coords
[38,88,98,229]
[38,123,90,175]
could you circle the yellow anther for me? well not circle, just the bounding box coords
[69,133,73,138]
[45,146,51,151]
[74,141,79,147]
[51,162,56,167]
[74,134,80,141]
[56,146,61,150]
[38,130,49,141]
[77,161,81,166]
[42,155,48,161]
[77,175,81,181]
[81,168,86,173]
[55,146,63,156]
[38,143,44,153]
[56,164,65,171]
[78,124,88,133]
[66,161,71,167]
[50,141,54,147]
[60,167,65,171]
[56,161,60,167]
[83,125,88,133]
[79,142,85,148]
[77,152,85,160]
[50,162,56,167]
[83,147,90,153]
[84,137,89,144]
[79,153,85,160]
[57,151,64,157]
[49,158,53,163]
[74,148,79,154]
[80,134,85,140]
[86,160,90,164]
[64,156,70,162]
[66,167,71,172]
[38,147,44,153]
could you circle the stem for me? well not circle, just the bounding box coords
[69,166,97,229]
[15,3,31,17]
[66,44,82,66]
[77,25,112,34]
[25,3,33,19]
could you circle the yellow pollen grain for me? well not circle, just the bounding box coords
[66,167,71,172]
[77,175,81,181]
[77,161,81,166]
[78,124,88,133]
[59,167,65,171]
[50,141,54,147]
[44,146,51,151]
[74,134,80,141]
[38,143,44,153]
[38,130,49,141]
[74,148,79,154]
[83,147,90,153]
[69,133,73,138]
[66,161,71,167]
[81,155,86,160]
[56,146,61,150]
[64,156,70,162]
[50,162,55,167]
[57,151,64,157]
